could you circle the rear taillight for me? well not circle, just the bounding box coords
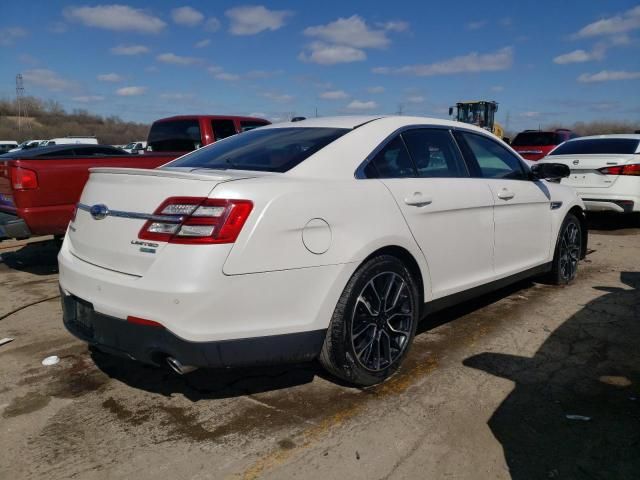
[10,166,38,190]
[138,197,253,244]
[598,164,640,176]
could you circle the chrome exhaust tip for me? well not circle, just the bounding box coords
[166,356,198,375]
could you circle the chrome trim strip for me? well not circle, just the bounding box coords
[76,203,183,223]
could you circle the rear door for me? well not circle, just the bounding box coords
[367,128,495,298]
[455,130,551,276]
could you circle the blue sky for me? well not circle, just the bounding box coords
[1,1,639,130]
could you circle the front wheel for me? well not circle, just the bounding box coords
[549,213,582,285]
[319,255,420,386]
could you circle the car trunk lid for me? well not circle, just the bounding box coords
[67,167,255,276]
[542,154,637,189]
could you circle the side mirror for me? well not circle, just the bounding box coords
[448,107,453,116]
[531,162,570,180]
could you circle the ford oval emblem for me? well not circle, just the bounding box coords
[572,159,579,165]
[90,204,109,220]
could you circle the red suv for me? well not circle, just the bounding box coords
[511,129,578,161]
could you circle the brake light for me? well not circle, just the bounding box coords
[138,197,253,244]
[10,166,38,190]
[598,164,640,176]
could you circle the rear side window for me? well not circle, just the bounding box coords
[166,127,349,173]
[240,120,269,132]
[148,119,202,152]
[401,129,467,178]
[363,136,415,178]
[511,132,559,146]
[212,119,237,140]
[457,131,527,180]
[550,138,640,155]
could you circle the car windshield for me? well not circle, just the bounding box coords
[166,127,350,173]
[512,132,559,146]
[550,138,640,155]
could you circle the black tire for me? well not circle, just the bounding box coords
[548,213,582,285]
[319,255,420,386]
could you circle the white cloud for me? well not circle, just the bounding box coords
[207,66,224,74]
[373,47,513,76]
[577,70,640,83]
[64,5,166,33]
[320,90,349,100]
[214,72,240,81]
[159,92,194,100]
[491,85,504,92]
[171,6,204,26]
[262,92,295,103]
[406,95,425,104]
[574,5,640,38]
[110,44,149,55]
[226,6,293,35]
[367,86,385,94]
[246,69,282,79]
[377,20,409,32]
[97,73,123,82]
[467,20,487,30]
[195,39,210,48]
[156,52,201,65]
[304,15,389,48]
[346,99,378,110]
[205,17,221,32]
[553,49,593,64]
[0,27,27,46]
[22,69,75,91]
[299,42,366,65]
[72,95,104,103]
[116,86,147,96]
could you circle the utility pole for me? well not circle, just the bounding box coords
[16,74,25,133]
[396,103,404,115]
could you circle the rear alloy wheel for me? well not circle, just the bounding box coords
[550,213,582,284]
[320,255,419,386]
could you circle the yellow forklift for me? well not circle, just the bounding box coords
[449,101,506,140]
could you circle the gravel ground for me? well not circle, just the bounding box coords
[0,214,638,480]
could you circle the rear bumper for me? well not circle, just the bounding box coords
[61,292,326,368]
[579,193,640,213]
[0,211,31,239]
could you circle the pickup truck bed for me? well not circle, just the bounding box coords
[0,153,178,239]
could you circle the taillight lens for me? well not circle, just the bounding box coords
[138,197,253,244]
[10,166,38,190]
[598,164,640,176]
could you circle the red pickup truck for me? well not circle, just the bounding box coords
[0,114,269,240]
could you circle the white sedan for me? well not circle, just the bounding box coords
[539,134,640,213]
[58,116,586,386]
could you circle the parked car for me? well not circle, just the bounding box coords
[0,115,270,240]
[58,116,587,386]
[0,141,18,154]
[539,134,640,213]
[123,141,147,154]
[511,129,578,161]
[41,136,99,146]
[8,139,46,152]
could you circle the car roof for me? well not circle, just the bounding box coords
[566,134,640,141]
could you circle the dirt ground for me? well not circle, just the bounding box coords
[1,214,639,480]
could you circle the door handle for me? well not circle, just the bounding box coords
[497,189,515,201]
[404,192,433,207]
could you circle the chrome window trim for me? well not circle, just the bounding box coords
[76,203,183,223]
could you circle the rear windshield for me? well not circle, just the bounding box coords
[148,119,202,152]
[166,127,349,173]
[550,138,640,156]
[512,132,559,146]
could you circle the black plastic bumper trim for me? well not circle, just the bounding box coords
[0,211,31,239]
[61,291,326,368]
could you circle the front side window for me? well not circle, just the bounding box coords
[363,135,415,178]
[166,127,349,173]
[401,129,467,178]
[211,119,237,140]
[457,131,527,180]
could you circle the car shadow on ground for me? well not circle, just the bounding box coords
[464,271,640,479]
[0,239,59,275]
[587,212,640,233]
